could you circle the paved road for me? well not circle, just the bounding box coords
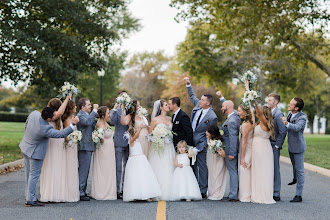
[0,161,329,220]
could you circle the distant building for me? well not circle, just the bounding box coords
[304,115,327,134]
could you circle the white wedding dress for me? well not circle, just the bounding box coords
[148,123,175,201]
[123,140,161,202]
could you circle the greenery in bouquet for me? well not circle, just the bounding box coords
[66,130,82,146]
[92,128,104,149]
[149,124,173,155]
[116,93,133,111]
[137,107,148,118]
[57,82,80,99]
[241,90,261,108]
[208,139,223,154]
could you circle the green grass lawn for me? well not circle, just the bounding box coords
[0,122,329,169]
[281,134,330,169]
[0,122,25,165]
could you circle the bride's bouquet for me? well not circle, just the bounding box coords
[57,82,80,99]
[66,130,82,146]
[148,124,173,155]
[92,128,104,149]
[137,107,148,118]
[116,93,133,110]
[208,139,223,154]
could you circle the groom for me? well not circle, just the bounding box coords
[77,98,98,201]
[184,77,218,198]
[168,96,193,150]
[20,107,78,206]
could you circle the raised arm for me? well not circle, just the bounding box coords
[120,104,132,126]
[255,102,267,126]
[287,115,307,132]
[78,110,97,126]
[53,96,71,120]
[110,104,120,125]
[249,103,256,127]
[184,77,200,106]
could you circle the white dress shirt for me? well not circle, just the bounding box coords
[172,108,181,122]
[192,107,210,132]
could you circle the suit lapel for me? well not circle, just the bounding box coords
[196,108,211,130]
[191,107,200,123]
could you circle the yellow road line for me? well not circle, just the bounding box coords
[156,200,166,220]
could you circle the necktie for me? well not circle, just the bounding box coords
[195,111,203,128]
[287,113,292,122]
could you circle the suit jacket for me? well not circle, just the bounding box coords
[77,110,97,151]
[187,85,218,151]
[270,107,287,149]
[172,109,193,147]
[110,107,129,147]
[287,111,307,153]
[219,98,241,157]
[19,110,73,160]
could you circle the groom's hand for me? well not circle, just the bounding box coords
[216,91,223,98]
[184,77,191,85]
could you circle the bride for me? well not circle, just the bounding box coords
[148,99,175,201]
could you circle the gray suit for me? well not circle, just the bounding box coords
[77,110,97,196]
[110,107,129,193]
[270,107,287,197]
[187,85,218,194]
[287,111,307,196]
[220,98,241,200]
[19,110,73,202]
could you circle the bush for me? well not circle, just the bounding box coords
[0,111,29,122]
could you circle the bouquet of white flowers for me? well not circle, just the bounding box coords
[208,139,223,154]
[92,128,104,149]
[148,124,173,155]
[57,82,80,99]
[137,107,148,118]
[116,93,133,110]
[66,130,82,146]
[242,90,260,108]
[241,70,257,84]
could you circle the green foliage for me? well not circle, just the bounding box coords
[0,0,140,92]
[0,111,29,122]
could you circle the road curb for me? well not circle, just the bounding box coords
[280,156,330,177]
[0,159,24,172]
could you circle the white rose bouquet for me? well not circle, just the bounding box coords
[67,130,82,145]
[241,70,257,84]
[148,124,173,155]
[242,90,260,108]
[207,139,223,154]
[57,82,80,99]
[137,107,148,118]
[116,93,133,110]
[92,128,104,149]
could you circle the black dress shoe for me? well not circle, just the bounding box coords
[273,196,281,201]
[201,193,207,199]
[117,193,123,199]
[221,197,239,202]
[290,195,302,203]
[25,201,44,207]
[80,196,90,201]
[288,179,297,185]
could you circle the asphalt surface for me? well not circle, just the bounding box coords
[0,161,329,220]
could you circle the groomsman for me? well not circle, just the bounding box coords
[110,91,129,199]
[216,91,241,202]
[267,93,287,201]
[184,77,218,198]
[281,97,307,203]
[77,98,98,201]
[20,107,78,206]
[168,96,193,150]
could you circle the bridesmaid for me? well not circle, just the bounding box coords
[91,106,117,200]
[250,100,276,204]
[40,95,70,202]
[120,100,150,157]
[206,125,227,200]
[62,100,80,202]
[237,104,254,202]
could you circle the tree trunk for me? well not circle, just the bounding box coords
[292,40,330,77]
[308,115,314,134]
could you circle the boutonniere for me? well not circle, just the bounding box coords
[175,121,179,124]
[224,124,227,127]
[205,120,209,124]
[292,120,296,123]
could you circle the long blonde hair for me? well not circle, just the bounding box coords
[262,106,275,139]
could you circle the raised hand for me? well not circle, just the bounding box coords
[93,104,99,109]
[216,91,223,98]
[113,103,119,110]
[245,80,250,91]
[121,104,125,111]
[184,77,190,85]
[72,116,79,124]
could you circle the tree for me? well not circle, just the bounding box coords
[171,0,330,76]
[0,0,140,92]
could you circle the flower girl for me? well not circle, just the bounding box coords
[170,141,202,201]
[123,124,161,202]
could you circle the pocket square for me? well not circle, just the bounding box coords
[205,120,209,124]
[224,124,227,127]
[175,121,179,124]
[292,120,296,123]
